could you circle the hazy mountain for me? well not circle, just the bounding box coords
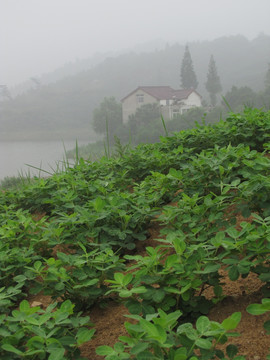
[1,34,269,140]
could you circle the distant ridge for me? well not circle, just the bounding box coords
[1,34,269,140]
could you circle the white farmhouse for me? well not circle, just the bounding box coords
[121,86,202,123]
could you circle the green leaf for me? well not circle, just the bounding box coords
[2,344,24,356]
[13,274,27,283]
[19,299,31,313]
[29,283,43,295]
[180,282,192,294]
[177,323,197,340]
[132,286,146,294]
[174,347,188,360]
[226,227,239,239]
[195,338,212,349]
[201,264,220,274]
[59,336,76,346]
[76,328,95,345]
[196,316,210,334]
[228,266,239,281]
[74,278,99,288]
[60,300,74,314]
[163,287,181,294]
[214,285,223,297]
[130,342,149,355]
[231,178,240,187]
[26,336,45,349]
[219,165,224,176]
[169,168,183,180]
[226,344,238,359]
[34,261,43,271]
[119,290,132,298]
[172,237,186,255]
[137,351,156,359]
[126,242,136,250]
[114,342,125,352]
[165,254,178,269]
[152,289,165,303]
[259,273,270,282]
[93,197,106,212]
[26,317,41,326]
[0,328,11,337]
[114,272,124,284]
[262,298,270,306]
[123,273,133,287]
[264,320,270,334]
[140,320,167,344]
[126,300,141,314]
[215,349,225,358]
[246,303,268,315]
[48,348,65,360]
[221,312,241,330]
[96,345,115,356]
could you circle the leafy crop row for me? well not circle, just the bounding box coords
[0,108,269,359]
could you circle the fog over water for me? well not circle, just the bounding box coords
[0,141,87,179]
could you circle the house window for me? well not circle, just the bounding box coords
[136,94,144,103]
[172,109,180,118]
[182,108,189,114]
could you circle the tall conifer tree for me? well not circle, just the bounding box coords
[205,55,222,106]
[265,63,270,89]
[180,45,198,89]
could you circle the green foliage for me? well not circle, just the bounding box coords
[205,55,222,106]
[0,176,31,190]
[92,96,122,138]
[223,86,258,111]
[0,299,94,359]
[265,63,270,89]
[0,108,270,358]
[180,45,198,89]
[27,247,125,310]
[96,310,243,359]
[128,103,161,129]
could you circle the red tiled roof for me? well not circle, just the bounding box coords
[139,86,174,100]
[172,89,202,100]
[121,86,173,102]
[121,86,201,102]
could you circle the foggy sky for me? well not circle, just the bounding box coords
[1,0,270,86]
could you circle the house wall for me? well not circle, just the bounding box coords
[180,92,202,113]
[160,99,173,106]
[122,89,159,123]
[160,105,171,119]
[161,93,202,119]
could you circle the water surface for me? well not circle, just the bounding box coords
[0,140,88,180]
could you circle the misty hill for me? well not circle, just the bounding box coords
[1,34,269,140]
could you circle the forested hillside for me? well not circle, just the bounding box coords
[0,34,269,140]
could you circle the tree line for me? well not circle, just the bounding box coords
[180,45,222,106]
[92,49,270,146]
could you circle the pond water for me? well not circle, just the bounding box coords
[0,140,89,180]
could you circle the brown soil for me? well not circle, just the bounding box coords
[29,207,270,360]
[79,262,269,360]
